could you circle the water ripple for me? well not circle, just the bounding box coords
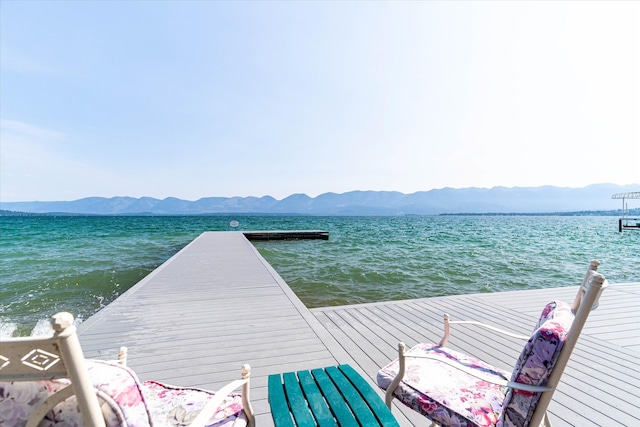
[1,215,638,335]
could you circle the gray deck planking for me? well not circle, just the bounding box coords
[77,231,640,426]
[314,285,640,426]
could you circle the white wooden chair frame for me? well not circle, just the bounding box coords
[0,312,255,427]
[384,260,607,427]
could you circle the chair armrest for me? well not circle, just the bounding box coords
[439,314,530,346]
[26,386,75,427]
[188,379,249,427]
[117,346,127,366]
[188,364,254,427]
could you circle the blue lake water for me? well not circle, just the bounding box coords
[1,215,638,337]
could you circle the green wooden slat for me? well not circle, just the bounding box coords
[269,366,399,427]
[298,370,338,427]
[311,368,359,427]
[324,366,378,426]
[338,365,400,427]
[283,372,317,427]
[268,374,296,427]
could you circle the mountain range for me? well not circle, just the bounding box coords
[2,184,639,216]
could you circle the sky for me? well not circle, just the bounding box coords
[1,1,638,202]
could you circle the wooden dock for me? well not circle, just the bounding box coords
[78,231,640,426]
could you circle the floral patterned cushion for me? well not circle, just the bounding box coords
[0,361,247,427]
[498,301,574,427]
[0,360,152,427]
[377,343,510,427]
[141,380,247,427]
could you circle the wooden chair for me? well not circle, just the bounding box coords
[377,261,607,427]
[0,312,255,427]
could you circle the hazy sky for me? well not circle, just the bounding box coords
[1,1,638,202]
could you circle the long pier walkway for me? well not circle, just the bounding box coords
[78,232,640,426]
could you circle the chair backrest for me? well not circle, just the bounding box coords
[0,312,106,427]
[499,269,608,427]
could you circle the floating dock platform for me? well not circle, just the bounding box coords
[78,231,640,426]
[244,230,329,240]
[612,191,640,232]
[619,218,640,232]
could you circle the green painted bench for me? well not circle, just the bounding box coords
[268,364,399,427]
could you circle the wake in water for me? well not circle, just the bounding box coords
[0,316,82,339]
[0,320,17,339]
[0,318,52,338]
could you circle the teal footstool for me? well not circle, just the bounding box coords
[268,364,399,427]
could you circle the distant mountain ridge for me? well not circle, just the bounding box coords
[1,184,639,215]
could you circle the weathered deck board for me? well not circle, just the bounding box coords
[78,231,640,426]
